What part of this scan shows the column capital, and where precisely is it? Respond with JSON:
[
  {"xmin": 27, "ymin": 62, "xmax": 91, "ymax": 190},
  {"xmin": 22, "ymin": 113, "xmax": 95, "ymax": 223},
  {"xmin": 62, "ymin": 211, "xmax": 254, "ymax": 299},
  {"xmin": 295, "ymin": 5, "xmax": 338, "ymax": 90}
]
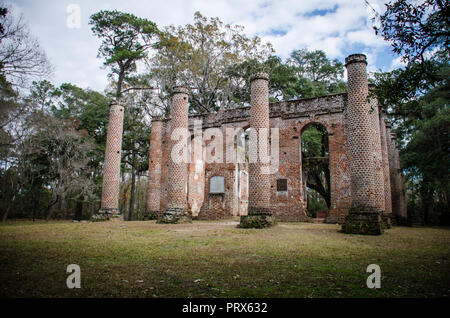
[
  {"xmin": 250, "ymin": 72, "xmax": 269, "ymax": 82},
  {"xmin": 345, "ymin": 53, "xmax": 367, "ymax": 67},
  {"xmin": 172, "ymin": 86, "xmax": 189, "ymax": 95}
]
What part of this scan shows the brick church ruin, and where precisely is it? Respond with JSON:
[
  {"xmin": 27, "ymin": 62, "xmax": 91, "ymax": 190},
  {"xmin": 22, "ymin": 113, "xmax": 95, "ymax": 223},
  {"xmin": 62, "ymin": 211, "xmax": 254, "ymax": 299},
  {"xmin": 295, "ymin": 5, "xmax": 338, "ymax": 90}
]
[{"xmin": 98, "ymin": 53, "xmax": 407, "ymax": 235}]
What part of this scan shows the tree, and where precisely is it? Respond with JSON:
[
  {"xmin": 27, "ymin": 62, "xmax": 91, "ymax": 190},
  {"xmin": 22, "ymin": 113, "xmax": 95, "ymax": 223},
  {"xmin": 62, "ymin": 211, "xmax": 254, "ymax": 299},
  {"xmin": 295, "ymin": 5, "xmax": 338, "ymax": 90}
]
[
  {"xmin": 373, "ymin": 0, "xmax": 449, "ymax": 224},
  {"xmin": 0, "ymin": 6, "xmax": 51, "ymax": 87},
  {"xmin": 148, "ymin": 11, "xmax": 273, "ymax": 113},
  {"xmin": 376, "ymin": 0, "xmax": 449, "ymax": 66},
  {"xmin": 226, "ymin": 55, "xmax": 301, "ymax": 103},
  {"xmin": 227, "ymin": 49, "xmax": 346, "ymax": 105},
  {"xmin": 24, "ymin": 112, "xmax": 96, "ymax": 220},
  {"xmin": 301, "ymin": 124, "xmax": 331, "ymax": 210},
  {"xmin": 0, "ymin": 6, "xmax": 51, "ymax": 158},
  {"xmin": 288, "ymin": 49, "xmax": 346, "ymax": 97},
  {"xmin": 89, "ymin": 10, "xmax": 159, "ymax": 98},
  {"xmin": 49, "ymin": 82, "xmax": 111, "ymax": 218},
  {"xmin": 119, "ymin": 90, "xmax": 151, "ymax": 220},
  {"xmin": 29, "ymin": 80, "xmax": 59, "ymax": 112}
]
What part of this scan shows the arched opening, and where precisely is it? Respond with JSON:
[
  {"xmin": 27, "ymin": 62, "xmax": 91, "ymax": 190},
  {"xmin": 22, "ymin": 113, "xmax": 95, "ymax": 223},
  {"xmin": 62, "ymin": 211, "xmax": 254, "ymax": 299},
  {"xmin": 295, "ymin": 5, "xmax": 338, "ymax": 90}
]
[{"xmin": 301, "ymin": 123, "xmax": 330, "ymax": 219}]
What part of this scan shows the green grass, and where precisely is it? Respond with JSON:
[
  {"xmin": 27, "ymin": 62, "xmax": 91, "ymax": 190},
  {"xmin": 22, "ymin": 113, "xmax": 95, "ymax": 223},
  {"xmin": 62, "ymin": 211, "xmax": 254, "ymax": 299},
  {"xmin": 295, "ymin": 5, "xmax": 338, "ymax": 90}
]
[{"xmin": 0, "ymin": 219, "xmax": 449, "ymax": 298}]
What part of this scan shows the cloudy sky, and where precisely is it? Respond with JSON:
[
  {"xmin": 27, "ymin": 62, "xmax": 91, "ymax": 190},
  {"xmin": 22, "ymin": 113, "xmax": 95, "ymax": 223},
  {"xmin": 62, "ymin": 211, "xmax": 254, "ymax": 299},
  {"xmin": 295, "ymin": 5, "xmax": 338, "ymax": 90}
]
[{"xmin": 9, "ymin": 0, "xmax": 402, "ymax": 92}]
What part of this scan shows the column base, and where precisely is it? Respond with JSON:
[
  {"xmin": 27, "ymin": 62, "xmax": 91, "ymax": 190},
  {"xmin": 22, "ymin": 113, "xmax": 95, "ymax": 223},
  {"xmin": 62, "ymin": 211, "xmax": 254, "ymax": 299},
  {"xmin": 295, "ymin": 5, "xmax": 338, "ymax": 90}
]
[
  {"xmin": 238, "ymin": 208, "xmax": 276, "ymax": 229},
  {"xmin": 341, "ymin": 207, "xmax": 383, "ymax": 235},
  {"xmin": 381, "ymin": 212, "xmax": 392, "ymax": 229},
  {"xmin": 144, "ymin": 211, "xmax": 160, "ymax": 221},
  {"xmin": 93, "ymin": 208, "xmax": 121, "ymax": 222},
  {"xmin": 157, "ymin": 208, "xmax": 192, "ymax": 224}
]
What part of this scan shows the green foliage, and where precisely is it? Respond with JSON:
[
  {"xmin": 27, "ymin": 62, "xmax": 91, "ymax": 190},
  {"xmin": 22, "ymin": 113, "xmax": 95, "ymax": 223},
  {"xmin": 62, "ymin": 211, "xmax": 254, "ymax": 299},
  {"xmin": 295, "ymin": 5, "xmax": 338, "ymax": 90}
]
[
  {"xmin": 301, "ymin": 124, "xmax": 331, "ymax": 210},
  {"xmin": 228, "ymin": 49, "xmax": 346, "ymax": 105},
  {"xmin": 149, "ymin": 11, "xmax": 273, "ymax": 113},
  {"xmin": 89, "ymin": 10, "xmax": 159, "ymax": 97},
  {"xmin": 306, "ymin": 189, "xmax": 328, "ymax": 218},
  {"xmin": 51, "ymin": 83, "xmax": 110, "ymax": 168},
  {"xmin": 289, "ymin": 49, "xmax": 346, "ymax": 96},
  {"xmin": 373, "ymin": 0, "xmax": 449, "ymax": 224},
  {"xmin": 376, "ymin": 0, "xmax": 449, "ymax": 65}
]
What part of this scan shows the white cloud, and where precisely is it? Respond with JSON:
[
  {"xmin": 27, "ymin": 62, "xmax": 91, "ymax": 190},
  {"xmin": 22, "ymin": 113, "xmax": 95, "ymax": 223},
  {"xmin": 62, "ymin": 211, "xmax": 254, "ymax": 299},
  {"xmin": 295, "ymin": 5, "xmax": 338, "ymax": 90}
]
[{"xmin": 8, "ymin": 0, "xmax": 396, "ymax": 92}]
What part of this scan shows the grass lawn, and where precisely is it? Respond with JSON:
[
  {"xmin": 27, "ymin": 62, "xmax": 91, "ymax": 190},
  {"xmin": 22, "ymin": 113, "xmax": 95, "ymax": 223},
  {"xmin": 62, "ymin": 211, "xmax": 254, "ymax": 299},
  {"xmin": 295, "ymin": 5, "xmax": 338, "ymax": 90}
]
[{"xmin": 0, "ymin": 219, "xmax": 449, "ymax": 298}]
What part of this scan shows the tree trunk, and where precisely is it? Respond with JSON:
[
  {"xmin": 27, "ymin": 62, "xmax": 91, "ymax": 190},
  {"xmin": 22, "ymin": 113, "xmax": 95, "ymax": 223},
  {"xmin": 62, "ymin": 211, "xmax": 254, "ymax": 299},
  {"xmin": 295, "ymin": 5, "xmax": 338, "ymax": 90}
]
[
  {"xmin": 74, "ymin": 197, "xmax": 83, "ymax": 221},
  {"xmin": 116, "ymin": 68, "xmax": 125, "ymax": 98},
  {"xmin": 2, "ymin": 195, "xmax": 15, "ymax": 222},
  {"xmin": 46, "ymin": 194, "xmax": 59, "ymax": 221},
  {"xmin": 90, "ymin": 202, "xmax": 95, "ymax": 220},
  {"xmin": 128, "ymin": 164, "xmax": 136, "ymax": 221},
  {"xmin": 136, "ymin": 174, "xmax": 141, "ymax": 217},
  {"xmin": 421, "ymin": 187, "xmax": 432, "ymax": 225}
]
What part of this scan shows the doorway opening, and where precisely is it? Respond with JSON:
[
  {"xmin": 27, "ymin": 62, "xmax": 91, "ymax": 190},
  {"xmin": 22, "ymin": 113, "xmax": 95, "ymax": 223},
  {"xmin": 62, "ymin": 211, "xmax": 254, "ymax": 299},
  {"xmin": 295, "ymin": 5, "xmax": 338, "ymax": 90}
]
[{"xmin": 301, "ymin": 123, "xmax": 330, "ymax": 220}]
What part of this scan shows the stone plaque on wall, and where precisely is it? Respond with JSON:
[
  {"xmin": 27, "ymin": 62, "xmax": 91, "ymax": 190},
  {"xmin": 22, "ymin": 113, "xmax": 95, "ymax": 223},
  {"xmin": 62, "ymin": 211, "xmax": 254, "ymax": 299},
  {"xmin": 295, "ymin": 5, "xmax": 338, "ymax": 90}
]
[{"xmin": 210, "ymin": 176, "xmax": 225, "ymax": 194}]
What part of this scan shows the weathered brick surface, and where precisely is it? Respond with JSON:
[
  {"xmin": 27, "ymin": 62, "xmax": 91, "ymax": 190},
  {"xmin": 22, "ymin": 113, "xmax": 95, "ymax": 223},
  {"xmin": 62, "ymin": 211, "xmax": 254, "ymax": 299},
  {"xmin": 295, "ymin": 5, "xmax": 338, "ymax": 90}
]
[
  {"xmin": 387, "ymin": 126, "xmax": 407, "ymax": 221},
  {"xmin": 341, "ymin": 54, "xmax": 385, "ymax": 234},
  {"xmin": 247, "ymin": 73, "xmax": 271, "ymax": 216},
  {"xmin": 369, "ymin": 96, "xmax": 386, "ymax": 213},
  {"xmin": 269, "ymin": 117, "xmax": 307, "ymax": 222},
  {"xmin": 158, "ymin": 87, "xmax": 191, "ymax": 223},
  {"xmin": 146, "ymin": 119, "xmax": 163, "ymax": 217},
  {"xmin": 187, "ymin": 134, "xmax": 205, "ymax": 217},
  {"xmin": 159, "ymin": 120, "xmax": 170, "ymax": 213},
  {"xmin": 143, "ymin": 55, "xmax": 406, "ymax": 225},
  {"xmin": 344, "ymin": 54, "xmax": 380, "ymax": 211},
  {"xmin": 100, "ymin": 101, "xmax": 124, "ymax": 215},
  {"xmin": 379, "ymin": 111, "xmax": 392, "ymax": 214},
  {"xmin": 197, "ymin": 163, "xmax": 236, "ymax": 220},
  {"xmin": 197, "ymin": 124, "xmax": 242, "ymax": 220}
]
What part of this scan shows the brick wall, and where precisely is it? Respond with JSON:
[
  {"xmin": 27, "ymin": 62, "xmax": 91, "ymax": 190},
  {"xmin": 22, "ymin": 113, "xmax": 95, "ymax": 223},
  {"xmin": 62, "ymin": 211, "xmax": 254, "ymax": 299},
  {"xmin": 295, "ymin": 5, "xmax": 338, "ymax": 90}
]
[
  {"xmin": 164, "ymin": 87, "xmax": 189, "ymax": 215},
  {"xmin": 379, "ymin": 111, "xmax": 392, "ymax": 214},
  {"xmin": 147, "ymin": 58, "xmax": 406, "ymax": 223}
]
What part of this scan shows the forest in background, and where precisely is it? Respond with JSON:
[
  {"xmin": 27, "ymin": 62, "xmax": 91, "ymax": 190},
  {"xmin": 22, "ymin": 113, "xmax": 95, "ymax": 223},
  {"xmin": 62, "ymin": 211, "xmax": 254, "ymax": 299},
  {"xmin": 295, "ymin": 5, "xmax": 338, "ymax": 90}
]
[{"xmin": 0, "ymin": 0, "xmax": 448, "ymax": 225}]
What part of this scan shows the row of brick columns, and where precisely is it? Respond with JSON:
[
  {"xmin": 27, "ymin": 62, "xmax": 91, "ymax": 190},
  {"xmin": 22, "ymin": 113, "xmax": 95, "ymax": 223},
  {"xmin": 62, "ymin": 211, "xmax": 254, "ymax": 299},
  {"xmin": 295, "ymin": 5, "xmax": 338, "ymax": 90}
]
[
  {"xmin": 144, "ymin": 76, "xmax": 275, "ymax": 226},
  {"xmin": 99, "ymin": 54, "xmax": 400, "ymax": 232},
  {"xmin": 387, "ymin": 124, "xmax": 408, "ymax": 224}
]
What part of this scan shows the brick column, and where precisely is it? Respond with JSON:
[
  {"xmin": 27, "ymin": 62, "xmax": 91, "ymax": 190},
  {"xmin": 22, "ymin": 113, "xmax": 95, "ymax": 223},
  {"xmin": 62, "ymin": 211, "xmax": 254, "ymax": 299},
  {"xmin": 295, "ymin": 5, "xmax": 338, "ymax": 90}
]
[
  {"xmin": 145, "ymin": 118, "xmax": 163, "ymax": 220},
  {"xmin": 239, "ymin": 72, "xmax": 275, "ymax": 228},
  {"xmin": 157, "ymin": 86, "xmax": 191, "ymax": 224},
  {"xmin": 393, "ymin": 139, "xmax": 407, "ymax": 221},
  {"xmin": 379, "ymin": 111, "xmax": 393, "ymax": 217},
  {"xmin": 99, "ymin": 101, "xmax": 124, "ymax": 219},
  {"xmin": 341, "ymin": 54, "xmax": 383, "ymax": 235},
  {"xmin": 368, "ymin": 91, "xmax": 389, "ymax": 228}
]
